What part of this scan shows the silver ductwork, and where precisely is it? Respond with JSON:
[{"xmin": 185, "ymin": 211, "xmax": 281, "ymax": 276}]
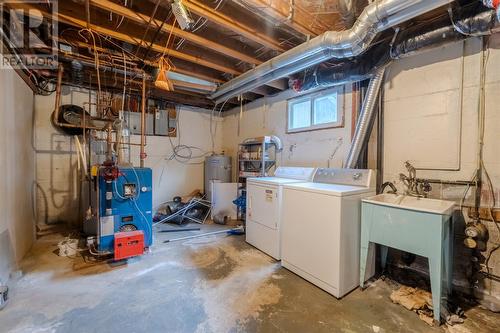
[
  {"xmin": 211, "ymin": 0, "xmax": 454, "ymax": 103},
  {"xmin": 296, "ymin": 9, "xmax": 496, "ymax": 92},
  {"xmin": 345, "ymin": 67, "xmax": 386, "ymax": 169},
  {"xmin": 271, "ymin": 135, "xmax": 283, "ymax": 152}
]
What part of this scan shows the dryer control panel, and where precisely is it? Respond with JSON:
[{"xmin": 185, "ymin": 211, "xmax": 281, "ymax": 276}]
[
  {"xmin": 274, "ymin": 167, "xmax": 317, "ymax": 181},
  {"xmin": 313, "ymin": 168, "xmax": 376, "ymax": 188}
]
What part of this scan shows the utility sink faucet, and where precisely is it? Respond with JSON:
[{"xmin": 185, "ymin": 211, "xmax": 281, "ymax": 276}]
[{"xmin": 399, "ymin": 161, "xmax": 432, "ymax": 198}]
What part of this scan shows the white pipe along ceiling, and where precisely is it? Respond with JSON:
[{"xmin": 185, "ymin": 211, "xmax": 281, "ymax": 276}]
[{"xmin": 210, "ymin": 0, "xmax": 455, "ymax": 103}]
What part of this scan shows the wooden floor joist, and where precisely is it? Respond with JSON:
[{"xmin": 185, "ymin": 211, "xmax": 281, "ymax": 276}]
[
  {"xmin": 90, "ymin": 0, "xmax": 262, "ymax": 66},
  {"xmin": 183, "ymin": 0, "xmax": 287, "ymax": 52},
  {"xmin": 13, "ymin": 2, "xmax": 243, "ymax": 76},
  {"xmin": 238, "ymin": 0, "xmax": 333, "ymax": 36},
  {"xmin": 60, "ymin": 14, "xmax": 242, "ymax": 75},
  {"xmin": 62, "ymin": 39, "xmax": 226, "ymax": 84}
]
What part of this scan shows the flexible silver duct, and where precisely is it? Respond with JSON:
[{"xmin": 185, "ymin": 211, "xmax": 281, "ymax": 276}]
[
  {"xmin": 344, "ymin": 66, "xmax": 386, "ymax": 168},
  {"xmin": 296, "ymin": 10, "xmax": 496, "ymax": 92},
  {"xmin": 271, "ymin": 135, "xmax": 283, "ymax": 152},
  {"xmin": 211, "ymin": 0, "xmax": 454, "ymax": 103}
]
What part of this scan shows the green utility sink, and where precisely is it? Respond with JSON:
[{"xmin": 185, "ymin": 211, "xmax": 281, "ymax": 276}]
[
  {"xmin": 360, "ymin": 193, "xmax": 456, "ymax": 324},
  {"xmin": 362, "ymin": 193, "xmax": 456, "ymax": 215}
]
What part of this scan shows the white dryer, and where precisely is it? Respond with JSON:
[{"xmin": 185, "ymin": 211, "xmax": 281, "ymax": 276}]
[
  {"xmin": 281, "ymin": 168, "xmax": 376, "ymax": 298},
  {"xmin": 246, "ymin": 167, "xmax": 317, "ymax": 260}
]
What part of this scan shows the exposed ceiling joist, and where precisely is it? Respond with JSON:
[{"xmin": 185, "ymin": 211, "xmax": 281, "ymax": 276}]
[
  {"xmin": 61, "ymin": 16, "xmax": 241, "ymax": 75},
  {"xmin": 182, "ymin": 0, "xmax": 286, "ymax": 52},
  {"xmin": 14, "ymin": 2, "xmax": 243, "ymax": 76},
  {"xmin": 90, "ymin": 0, "xmax": 262, "ymax": 65},
  {"xmin": 57, "ymin": 50, "xmax": 217, "ymax": 95},
  {"xmin": 236, "ymin": 0, "xmax": 333, "ymax": 36},
  {"xmin": 60, "ymin": 38, "xmax": 225, "ymax": 84}
]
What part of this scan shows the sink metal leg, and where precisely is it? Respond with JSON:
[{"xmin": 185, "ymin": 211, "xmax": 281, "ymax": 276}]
[
  {"xmin": 360, "ymin": 241, "xmax": 370, "ymax": 288},
  {"xmin": 444, "ymin": 217, "xmax": 454, "ymax": 296},
  {"xmin": 429, "ymin": 255, "xmax": 443, "ymax": 323},
  {"xmin": 380, "ymin": 245, "xmax": 389, "ymax": 270}
]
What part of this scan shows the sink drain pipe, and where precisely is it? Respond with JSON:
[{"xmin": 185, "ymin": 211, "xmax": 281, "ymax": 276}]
[{"xmin": 344, "ymin": 66, "xmax": 386, "ymax": 169}]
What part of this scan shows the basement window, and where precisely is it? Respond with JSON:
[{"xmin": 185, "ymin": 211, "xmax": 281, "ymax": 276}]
[{"xmin": 287, "ymin": 87, "xmax": 343, "ymax": 133}]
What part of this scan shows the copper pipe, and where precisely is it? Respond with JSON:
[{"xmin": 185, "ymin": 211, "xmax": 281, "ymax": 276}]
[
  {"xmin": 92, "ymin": 138, "xmax": 145, "ymax": 147},
  {"xmin": 53, "ymin": 64, "xmax": 64, "ymax": 123},
  {"xmin": 85, "ymin": 0, "xmax": 91, "ymax": 29},
  {"xmin": 140, "ymin": 75, "xmax": 147, "ymax": 167},
  {"xmin": 106, "ymin": 123, "xmax": 113, "ymax": 161},
  {"xmin": 52, "ymin": 64, "xmax": 107, "ymax": 131}
]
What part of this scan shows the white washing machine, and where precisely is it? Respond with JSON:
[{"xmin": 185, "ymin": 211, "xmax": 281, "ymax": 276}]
[
  {"xmin": 281, "ymin": 168, "xmax": 376, "ymax": 298},
  {"xmin": 246, "ymin": 167, "xmax": 317, "ymax": 260}
]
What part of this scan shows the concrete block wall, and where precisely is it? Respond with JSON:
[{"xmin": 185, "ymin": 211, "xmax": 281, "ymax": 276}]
[
  {"xmin": 0, "ymin": 68, "xmax": 35, "ymax": 283},
  {"xmin": 221, "ymin": 86, "xmax": 354, "ymax": 176},
  {"xmin": 34, "ymin": 88, "xmax": 90, "ymax": 228},
  {"xmin": 221, "ymin": 34, "xmax": 500, "ymax": 306},
  {"xmin": 128, "ymin": 106, "xmax": 224, "ymax": 209},
  {"xmin": 34, "ymin": 89, "xmax": 224, "ymax": 226},
  {"xmin": 380, "ymin": 35, "xmax": 500, "ymax": 308}
]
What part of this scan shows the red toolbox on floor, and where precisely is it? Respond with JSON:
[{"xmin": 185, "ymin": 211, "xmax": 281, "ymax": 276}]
[{"xmin": 114, "ymin": 230, "xmax": 145, "ymax": 260}]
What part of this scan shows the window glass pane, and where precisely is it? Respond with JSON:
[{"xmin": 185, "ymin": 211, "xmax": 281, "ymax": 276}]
[
  {"xmin": 290, "ymin": 100, "xmax": 311, "ymax": 129},
  {"xmin": 313, "ymin": 93, "xmax": 338, "ymax": 125}
]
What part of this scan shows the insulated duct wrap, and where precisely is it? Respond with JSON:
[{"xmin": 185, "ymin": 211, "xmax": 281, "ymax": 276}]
[
  {"xmin": 345, "ymin": 67, "xmax": 386, "ymax": 169},
  {"xmin": 295, "ymin": 9, "xmax": 496, "ymax": 92},
  {"xmin": 211, "ymin": 0, "xmax": 454, "ymax": 103}
]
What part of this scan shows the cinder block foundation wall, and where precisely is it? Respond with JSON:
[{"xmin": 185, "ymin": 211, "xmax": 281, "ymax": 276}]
[
  {"xmin": 0, "ymin": 68, "xmax": 35, "ymax": 284},
  {"xmin": 221, "ymin": 35, "xmax": 500, "ymax": 307},
  {"xmin": 34, "ymin": 88, "xmax": 223, "ymax": 227},
  {"xmin": 379, "ymin": 36, "xmax": 500, "ymax": 308},
  {"xmin": 221, "ymin": 86, "xmax": 355, "ymax": 174}
]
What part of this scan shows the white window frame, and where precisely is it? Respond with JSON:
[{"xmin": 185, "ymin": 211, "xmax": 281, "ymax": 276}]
[{"xmin": 287, "ymin": 87, "xmax": 344, "ymax": 133}]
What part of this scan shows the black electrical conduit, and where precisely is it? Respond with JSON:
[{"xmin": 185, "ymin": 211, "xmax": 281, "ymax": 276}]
[{"xmin": 293, "ymin": 9, "xmax": 496, "ymax": 92}]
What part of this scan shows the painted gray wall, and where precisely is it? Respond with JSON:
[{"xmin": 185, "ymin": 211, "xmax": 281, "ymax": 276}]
[{"xmin": 0, "ymin": 68, "xmax": 35, "ymax": 283}]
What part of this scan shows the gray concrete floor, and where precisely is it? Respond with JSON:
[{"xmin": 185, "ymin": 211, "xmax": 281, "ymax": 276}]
[{"xmin": 1, "ymin": 223, "xmax": 498, "ymax": 333}]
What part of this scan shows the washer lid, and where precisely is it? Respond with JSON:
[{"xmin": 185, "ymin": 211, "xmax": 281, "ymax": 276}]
[
  {"xmin": 247, "ymin": 177, "xmax": 308, "ymax": 186},
  {"xmin": 283, "ymin": 182, "xmax": 373, "ymax": 196}
]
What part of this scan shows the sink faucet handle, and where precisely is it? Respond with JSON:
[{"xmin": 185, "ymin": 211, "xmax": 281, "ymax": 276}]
[
  {"xmin": 404, "ymin": 161, "xmax": 417, "ymax": 179},
  {"xmin": 421, "ymin": 181, "xmax": 432, "ymax": 194}
]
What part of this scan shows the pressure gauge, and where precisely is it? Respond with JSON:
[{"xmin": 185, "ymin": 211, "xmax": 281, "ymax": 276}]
[
  {"xmin": 465, "ymin": 225, "xmax": 479, "ymax": 238},
  {"xmin": 123, "ymin": 183, "xmax": 137, "ymax": 198}
]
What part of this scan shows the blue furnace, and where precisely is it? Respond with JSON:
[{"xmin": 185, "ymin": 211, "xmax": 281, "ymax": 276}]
[{"xmin": 97, "ymin": 167, "xmax": 153, "ymax": 252}]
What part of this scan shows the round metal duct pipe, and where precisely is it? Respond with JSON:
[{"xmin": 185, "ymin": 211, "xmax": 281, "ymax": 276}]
[
  {"xmin": 344, "ymin": 67, "xmax": 386, "ymax": 169},
  {"xmin": 211, "ymin": 0, "xmax": 454, "ymax": 103}
]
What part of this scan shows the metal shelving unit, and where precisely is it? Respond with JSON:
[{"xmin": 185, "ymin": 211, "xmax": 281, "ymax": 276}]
[{"xmin": 237, "ymin": 136, "xmax": 278, "ymax": 221}]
